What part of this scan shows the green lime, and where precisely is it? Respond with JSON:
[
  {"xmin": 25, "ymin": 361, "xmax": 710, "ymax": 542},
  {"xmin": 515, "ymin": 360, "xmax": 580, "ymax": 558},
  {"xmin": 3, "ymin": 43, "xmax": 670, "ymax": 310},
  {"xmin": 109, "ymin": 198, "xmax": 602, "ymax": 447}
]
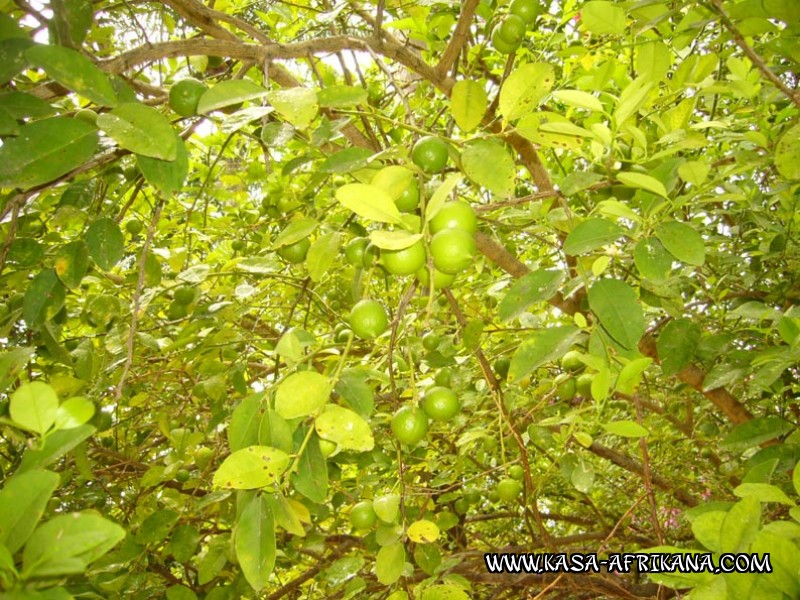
[
  {"xmin": 381, "ymin": 240, "xmax": 426, "ymax": 276},
  {"xmin": 422, "ymin": 386, "xmax": 460, "ymax": 421},
  {"xmin": 429, "ymin": 201, "xmax": 478, "ymax": 234},
  {"xmin": 391, "ymin": 405, "xmax": 429, "ymax": 445},
  {"xmin": 169, "ymin": 78, "xmax": 208, "ymax": 117},
  {"xmin": 431, "ymin": 228, "xmax": 476, "ymax": 274},
  {"xmin": 411, "ymin": 136, "xmax": 449, "ymax": 174},
  {"xmin": 349, "ymin": 299, "xmax": 389, "ymax": 339},
  {"xmin": 277, "ymin": 238, "xmax": 310, "ymax": 264}
]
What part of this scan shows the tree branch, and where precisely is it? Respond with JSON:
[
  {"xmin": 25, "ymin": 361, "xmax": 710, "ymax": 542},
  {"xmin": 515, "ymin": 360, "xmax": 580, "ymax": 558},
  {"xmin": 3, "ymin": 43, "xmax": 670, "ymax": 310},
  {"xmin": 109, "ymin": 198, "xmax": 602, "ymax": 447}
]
[{"xmin": 436, "ymin": 0, "xmax": 480, "ymax": 77}]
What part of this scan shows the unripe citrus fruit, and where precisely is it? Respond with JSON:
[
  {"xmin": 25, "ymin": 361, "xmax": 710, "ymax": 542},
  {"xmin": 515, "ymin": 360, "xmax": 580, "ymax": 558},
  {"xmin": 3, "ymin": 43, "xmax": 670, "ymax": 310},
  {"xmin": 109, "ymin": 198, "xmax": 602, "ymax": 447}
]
[
  {"xmin": 176, "ymin": 468, "xmax": 190, "ymax": 483},
  {"xmin": 372, "ymin": 166, "xmax": 420, "ymax": 212},
  {"xmin": 497, "ymin": 14, "xmax": 526, "ymax": 45},
  {"xmin": 434, "ymin": 368, "xmax": 453, "ymax": 388},
  {"xmin": 231, "ymin": 240, "xmax": 246, "ymax": 252},
  {"xmin": 125, "ymin": 219, "xmax": 143, "ymax": 235},
  {"xmin": 349, "ymin": 299, "xmax": 388, "ymax": 339},
  {"xmin": 560, "ymin": 350, "xmax": 584, "ymax": 372},
  {"xmin": 491, "ymin": 26, "xmax": 521, "ymax": 54},
  {"xmin": 510, "ymin": 0, "xmax": 540, "ymax": 24},
  {"xmin": 576, "ymin": 373, "xmax": 594, "ymax": 398},
  {"xmin": 345, "ymin": 237, "xmax": 369, "ymax": 266},
  {"xmin": 555, "ymin": 377, "xmax": 577, "ymax": 401},
  {"xmin": 277, "ymin": 238, "xmax": 310, "ymax": 264},
  {"xmin": 411, "ymin": 136, "xmax": 449, "ymax": 174},
  {"xmin": 422, "ymin": 386, "xmax": 460, "ymax": 421},
  {"xmin": 494, "ymin": 357, "xmax": 511, "ymax": 380},
  {"xmin": 75, "ymin": 108, "xmax": 98, "ymax": 124},
  {"xmin": 391, "ymin": 405, "xmax": 428, "ymax": 445},
  {"xmin": 429, "ymin": 201, "xmax": 477, "ymax": 235},
  {"xmin": 508, "ymin": 464, "xmax": 524, "ymax": 481},
  {"xmin": 169, "ymin": 78, "xmax": 208, "ymax": 117},
  {"xmin": 416, "ymin": 266, "xmax": 455, "ymax": 289},
  {"xmin": 350, "ymin": 500, "xmax": 377, "ymax": 530},
  {"xmin": 430, "ymin": 228, "xmax": 476, "ymax": 274},
  {"xmin": 381, "ymin": 240, "xmax": 426, "ymax": 276},
  {"xmin": 173, "ymin": 286, "xmax": 195, "ymax": 305},
  {"xmin": 496, "ymin": 477, "xmax": 523, "ymax": 502},
  {"xmin": 422, "ymin": 332, "xmax": 440, "ymax": 351}
]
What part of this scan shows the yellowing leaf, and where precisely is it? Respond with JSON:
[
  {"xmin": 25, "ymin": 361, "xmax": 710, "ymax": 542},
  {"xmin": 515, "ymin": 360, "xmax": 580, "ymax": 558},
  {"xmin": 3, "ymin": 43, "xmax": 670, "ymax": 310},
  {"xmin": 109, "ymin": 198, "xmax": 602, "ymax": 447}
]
[
  {"xmin": 212, "ymin": 446, "xmax": 290, "ymax": 489},
  {"xmin": 407, "ymin": 519, "xmax": 439, "ymax": 543},
  {"xmin": 336, "ymin": 184, "xmax": 403, "ymax": 224},
  {"xmin": 450, "ymin": 80, "xmax": 487, "ymax": 132},
  {"xmin": 499, "ymin": 63, "xmax": 555, "ymax": 122},
  {"xmin": 274, "ymin": 372, "xmax": 331, "ymax": 419}
]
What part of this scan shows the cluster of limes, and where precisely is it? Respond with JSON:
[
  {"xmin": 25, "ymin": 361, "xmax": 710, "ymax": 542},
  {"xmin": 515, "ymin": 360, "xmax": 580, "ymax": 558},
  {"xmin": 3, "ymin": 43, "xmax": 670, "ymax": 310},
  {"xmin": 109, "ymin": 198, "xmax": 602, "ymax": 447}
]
[
  {"xmin": 555, "ymin": 349, "xmax": 594, "ymax": 401},
  {"xmin": 491, "ymin": 0, "xmax": 540, "ymax": 54},
  {"xmin": 168, "ymin": 285, "xmax": 196, "ymax": 320},
  {"xmin": 390, "ymin": 384, "xmax": 461, "ymax": 446}
]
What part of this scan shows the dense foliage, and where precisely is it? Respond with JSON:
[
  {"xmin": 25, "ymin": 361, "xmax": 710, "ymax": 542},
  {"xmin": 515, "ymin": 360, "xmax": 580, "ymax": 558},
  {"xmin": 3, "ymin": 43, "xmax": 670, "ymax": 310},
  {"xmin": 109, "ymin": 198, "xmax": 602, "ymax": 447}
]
[{"xmin": 0, "ymin": 0, "xmax": 799, "ymax": 598}]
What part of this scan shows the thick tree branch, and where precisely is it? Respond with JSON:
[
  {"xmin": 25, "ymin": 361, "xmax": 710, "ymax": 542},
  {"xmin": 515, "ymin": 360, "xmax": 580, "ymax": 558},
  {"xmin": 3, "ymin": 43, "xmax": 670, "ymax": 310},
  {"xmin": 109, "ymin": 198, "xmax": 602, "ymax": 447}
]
[
  {"xmin": 587, "ymin": 442, "xmax": 698, "ymax": 507},
  {"xmin": 436, "ymin": 0, "xmax": 480, "ymax": 77}
]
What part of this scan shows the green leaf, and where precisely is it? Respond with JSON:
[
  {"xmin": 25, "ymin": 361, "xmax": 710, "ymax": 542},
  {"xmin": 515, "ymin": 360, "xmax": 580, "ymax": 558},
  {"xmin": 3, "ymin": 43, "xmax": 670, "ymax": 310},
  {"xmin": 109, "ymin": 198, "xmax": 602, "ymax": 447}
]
[
  {"xmin": 134, "ymin": 509, "xmax": 180, "ymax": 545},
  {"xmin": 373, "ymin": 494, "xmax": 400, "ymax": 523},
  {"xmin": 603, "ymin": 421, "xmax": 649, "ymax": 438},
  {"xmin": 720, "ymin": 496, "xmax": 760, "ymax": 553},
  {"xmin": 258, "ymin": 409, "xmax": 293, "ymax": 453},
  {"xmin": 0, "ymin": 348, "xmax": 35, "ymax": 395},
  {"xmin": 369, "ymin": 231, "xmax": 422, "ymax": 250},
  {"xmin": 220, "ymin": 106, "xmax": 274, "ymax": 134},
  {"xmin": 657, "ymin": 318, "xmax": 701, "ymax": 376},
  {"xmin": 10, "ymin": 381, "xmax": 59, "ymax": 435},
  {"xmin": 0, "ymin": 92, "xmax": 55, "ymax": 119},
  {"xmin": 678, "ymin": 160, "xmax": 710, "ymax": 186},
  {"xmin": 613, "ymin": 77, "xmax": 653, "ymax": 127},
  {"xmin": 571, "ymin": 460, "xmax": 595, "ymax": 493},
  {"xmin": 197, "ymin": 80, "xmax": 269, "ymax": 114},
  {"xmin": 508, "ymin": 326, "xmax": 582, "ymax": 382},
  {"xmin": 0, "ymin": 470, "xmax": 59, "ymax": 554},
  {"xmin": 266, "ymin": 87, "xmax": 318, "ymax": 129},
  {"xmin": 497, "ymin": 269, "xmax": 563, "ymax": 322},
  {"xmin": 616, "ymin": 172, "xmax": 667, "ymax": 197},
  {"xmin": 17, "ymin": 425, "xmax": 95, "ymax": 473},
  {"xmin": 54, "ymin": 241, "xmax": 89, "ymax": 289},
  {"xmin": 274, "ymin": 372, "xmax": 332, "ymax": 419},
  {"xmin": 25, "ymin": 45, "xmax": 117, "ymax": 107},
  {"xmin": 460, "ymin": 139, "xmax": 516, "ymax": 197},
  {"xmin": 775, "ymin": 123, "xmax": 800, "ymax": 179},
  {"xmin": 319, "ymin": 148, "xmax": 373, "ymax": 174},
  {"xmin": 559, "ymin": 171, "xmax": 604, "ymax": 196},
  {"xmin": 552, "ymin": 89, "xmax": 604, "ymax": 112},
  {"xmin": 306, "ymin": 232, "xmax": 340, "ymax": 282},
  {"xmin": 272, "ymin": 219, "xmax": 317, "ymax": 249},
  {"xmin": 564, "ymin": 218, "xmax": 625, "ymax": 255},
  {"xmin": 317, "ymin": 85, "xmax": 368, "ymax": 108},
  {"xmin": 22, "ymin": 512, "xmax": 125, "ymax": 577},
  {"xmin": 334, "ymin": 369, "xmax": 374, "ymax": 417},
  {"xmin": 794, "ymin": 463, "xmax": 800, "ymax": 498},
  {"xmin": 692, "ymin": 511, "xmax": 725, "ymax": 553},
  {"xmin": 235, "ymin": 494, "xmax": 276, "ymax": 591},
  {"xmin": 581, "ymin": 1, "xmax": 626, "ymax": 34},
  {"xmin": 721, "ymin": 417, "xmax": 795, "ymax": 452},
  {"xmin": 634, "ymin": 237, "xmax": 673, "ymax": 281},
  {"xmin": 450, "ymin": 79, "xmax": 487, "ymax": 132},
  {"xmin": 23, "ymin": 270, "xmax": 66, "ymax": 330},
  {"xmin": 97, "ymin": 103, "xmax": 177, "ymax": 160},
  {"xmin": 229, "ymin": 394, "xmax": 265, "ymax": 451},
  {"xmin": 168, "ymin": 525, "xmax": 200, "ymax": 563},
  {"xmin": 335, "ymin": 184, "xmax": 403, "ymax": 224},
  {"xmin": 0, "ymin": 38, "xmax": 34, "ymax": 86},
  {"xmin": 587, "ymin": 279, "xmax": 644, "ymax": 350},
  {"xmin": 0, "ymin": 107, "xmax": 18, "ymax": 135},
  {"xmin": 137, "ymin": 133, "xmax": 189, "ymax": 197},
  {"xmin": 314, "ymin": 405, "xmax": 374, "ymax": 452},
  {"xmin": 655, "ymin": 221, "xmax": 706, "ymax": 266},
  {"xmin": 499, "ymin": 63, "xmax": 555, "ymax": 122},
  {"xmin": 53, "ymin": 396, "xmax": 94, "ymax": 430},
  {"xmin": 166, "ymin": 586, "xmax": 198, "ymax": 600},
  {"xmin": 375, "ymin": 542, "xmax": 405, "ymax": 585},
  {"xmin": 291, "ymin": 434, "xmax": 328, "ymax": 503},
  {"xmin": 424, "ymin": 173, "xmax": 462, "ymax": 224},
  {"xmin": 86, "ymin": 218, "xmax": 124, "ymax": 271},
  {"xmin": 635, "ymin": 41, "xmax": 673, "ymax": 82},
  {"xmin": 615, "ymin": 357, "xmax": 653, "ymax": 394},
  {"xmin": 0, "ymin": 117, "xmax": 98, "ymax": 190},
  {"xmin": 212, "ymin": 446, "xmax": 290, "ymax": 490},
  {"xmin": 421, "ymin": 584, "xmax": 470, "ymax": 600},
  {"xmin": 751, "ymin": 530, "xmax": 800, "ymax": 598},
  {"xmin": 733, "ymin": 483, "xmax": 795, "ymax": 506}
]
